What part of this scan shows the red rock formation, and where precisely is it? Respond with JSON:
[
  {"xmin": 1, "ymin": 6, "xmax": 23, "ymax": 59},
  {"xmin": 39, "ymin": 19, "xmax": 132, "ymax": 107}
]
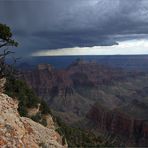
[
  {"xmin": 86, "ymin": 104, "xmax": 148, "ymax": 146},
  {"xmin": 21, "ymin": 61, "xmax": 144, "ymax": 98}
]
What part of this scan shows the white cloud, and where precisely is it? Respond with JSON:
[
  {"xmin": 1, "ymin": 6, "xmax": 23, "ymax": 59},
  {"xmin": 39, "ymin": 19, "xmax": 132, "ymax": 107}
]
[{"xmin": 31, "ymin": 39, "xmax": 148, "ymax": 56}]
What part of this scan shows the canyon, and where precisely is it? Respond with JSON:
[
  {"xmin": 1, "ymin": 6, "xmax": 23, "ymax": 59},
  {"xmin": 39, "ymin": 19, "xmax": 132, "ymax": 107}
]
[{"xmin": 21, "ymin": 60, "xmax": 148, "ymax": 146}]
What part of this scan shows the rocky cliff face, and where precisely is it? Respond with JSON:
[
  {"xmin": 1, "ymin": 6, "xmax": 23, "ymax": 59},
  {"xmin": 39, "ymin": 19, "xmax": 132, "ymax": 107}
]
[{"xmin": 0, "ymin": 90, "xmax": 66, "ymax": 147}]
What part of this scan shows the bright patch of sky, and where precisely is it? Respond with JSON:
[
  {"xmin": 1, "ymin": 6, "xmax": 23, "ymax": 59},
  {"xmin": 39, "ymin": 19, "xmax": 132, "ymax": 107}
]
[{"xmin": 32, "ymin": 39, "xmax": 148, "ymax": 56}]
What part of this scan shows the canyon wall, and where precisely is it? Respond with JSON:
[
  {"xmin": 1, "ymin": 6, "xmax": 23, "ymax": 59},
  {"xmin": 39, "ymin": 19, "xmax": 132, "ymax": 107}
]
[{"xmin": 86, "ymin": 104, "xmax": 148, "ymax": 147}]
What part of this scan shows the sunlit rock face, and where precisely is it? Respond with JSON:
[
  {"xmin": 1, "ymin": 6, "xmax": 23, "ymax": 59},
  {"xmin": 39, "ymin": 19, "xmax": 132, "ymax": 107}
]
[{"xmin": 0, "ymin": 91, "xmax": 66, "ymax": 148}]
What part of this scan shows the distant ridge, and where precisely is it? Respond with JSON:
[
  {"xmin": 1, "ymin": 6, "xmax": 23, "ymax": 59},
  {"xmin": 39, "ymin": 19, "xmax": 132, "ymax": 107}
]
[{"xmin": 15, "ymin": 55, "xmax": 148, "ymax": 71}]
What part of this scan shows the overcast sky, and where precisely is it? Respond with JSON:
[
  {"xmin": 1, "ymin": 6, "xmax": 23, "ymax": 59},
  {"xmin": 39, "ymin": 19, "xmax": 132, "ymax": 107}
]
[{"xmin": 0, "ymin": 0, "xmax": 148, "ymax": 56}]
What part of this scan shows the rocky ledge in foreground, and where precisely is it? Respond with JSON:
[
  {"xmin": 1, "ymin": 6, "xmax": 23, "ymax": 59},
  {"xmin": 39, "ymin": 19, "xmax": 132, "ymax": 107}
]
[{"xmin": 0, "ymin": 92, "xmax": 66, "ymax": 148}]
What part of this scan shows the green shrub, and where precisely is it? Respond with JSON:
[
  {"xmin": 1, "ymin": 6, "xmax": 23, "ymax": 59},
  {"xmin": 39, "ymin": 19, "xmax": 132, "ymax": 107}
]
[
  {"xmin": 5, "ymin": 76, "xmax": 40, "ymax": 116},
  {"xmin": 40, "ymin": 100, "xmax": 51, "ymax": 115},
  {"xmin": 18, "ymin": 102, "xmax": 28, "ymax": 116},
  {"xmin": 31, "ymin": 112, "xmax": 47, "ymax": 127},
  {"xmin": 31, "ymin": 112, "xmax": 42, "ymax": 122},
  {"xmin": 41, "ymin": 118, "xmax": 47, "ymax": 127}
]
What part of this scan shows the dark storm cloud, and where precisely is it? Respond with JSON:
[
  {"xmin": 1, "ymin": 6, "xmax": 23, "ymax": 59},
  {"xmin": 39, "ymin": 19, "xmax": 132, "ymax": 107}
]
[{"xmin": 0, "ymin": 0, "xmax": 148, "ymax": 56}]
